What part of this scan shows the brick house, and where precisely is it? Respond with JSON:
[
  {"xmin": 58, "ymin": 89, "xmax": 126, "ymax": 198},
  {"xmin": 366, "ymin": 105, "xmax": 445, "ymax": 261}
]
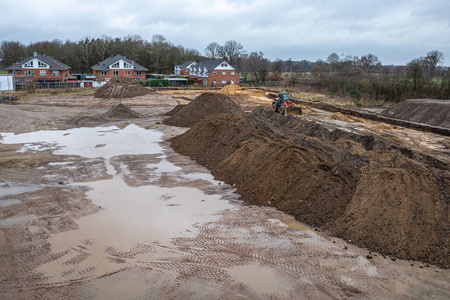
[
  {"xmin": 91, "ymin": 55, "xmax": 148, "ymax": 82},
  {"xmin": 6, "ymin": 51, "xmax": 70, "ymax": 82},
  {"xmin": 183, "ymin": 60, "xmax": 239, "ymax": 86},
  {"xmin": 174, "ymin": 60, "xmax": 197, "ymax": 76}
]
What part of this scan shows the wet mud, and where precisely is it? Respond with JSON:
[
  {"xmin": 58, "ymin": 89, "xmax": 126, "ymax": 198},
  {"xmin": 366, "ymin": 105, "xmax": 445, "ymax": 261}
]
[{"xmin": 0, "ymin": 92, "xmax": 449, "ymax": 299}]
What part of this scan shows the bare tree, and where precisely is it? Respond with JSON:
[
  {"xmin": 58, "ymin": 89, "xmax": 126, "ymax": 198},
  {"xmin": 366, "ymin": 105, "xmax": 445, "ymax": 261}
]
[
  {"xmin": 326, "ymin": 52, "xmax": 340, "ymax": 72},
  {"xmin": 358, "ymin": 53, "xmax": 381, "ymax": 75},
  {"xmin": 94, "ymin": 35, "xmax": 112, "ymax": 61},
  {"xmin": 285, "ymin": 58, "xmax": 293, "ymax": 72},
  {"xmin": 0, "ymin": 41, "xmax": 26, "ymax": 66},
  {"xmin": 78, "ymin": 37, "xmax": 94, "ymax": 72},
  {"xmin": 205, "ymin": 42, "xmax": 220, "ymax": 60},
  {"xmin": 425, "ymin": 50, "xmax": 444, "ymax": 77},
  {"xmin": 407, "ymin": 58, "xmax": 425, "ymax": 92},
  {"xmin": 272, "ymin": 59, "xmax": 284, "ymax": 73},
  {"xmin": 218, "ymin": 40, "xmax": 244, "ymax": 65},
  {"xmin": 244, "ymin": 51, "xmax": 269, "ymax": 82}
]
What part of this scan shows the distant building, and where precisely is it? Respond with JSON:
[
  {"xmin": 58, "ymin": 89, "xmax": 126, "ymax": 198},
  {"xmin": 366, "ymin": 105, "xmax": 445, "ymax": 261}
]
[
  {"xmin": 91, "ymin": 55, "xmax": 148, "ymax": 82},
  {"xmin": 174, "ymin": 60, "xmax": 197, "ymax": 76},
  {"xmin": 176, "ymin": 60, "xmax": 239, "ymax": 86},
  {"xmin": 6, "ymin": 52, "xmax": 70, "ymax": 83}
]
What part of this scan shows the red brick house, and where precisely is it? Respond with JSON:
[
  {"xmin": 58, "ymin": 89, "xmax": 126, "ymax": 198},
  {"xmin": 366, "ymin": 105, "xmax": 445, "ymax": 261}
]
[
  {"xmin": 182, "ymin": 60, "xmax": 239, "ymax": 86},
  {"xmin": 174, "ymin": 60, "xmax": 196, "ymax": 76},
  {"xmin": 91, "ymin": 55, "xmax": 148, "ymax": 82},
  {"xmin": 6, "ymin": 51, "xmax": 70, "ymax": 83}
]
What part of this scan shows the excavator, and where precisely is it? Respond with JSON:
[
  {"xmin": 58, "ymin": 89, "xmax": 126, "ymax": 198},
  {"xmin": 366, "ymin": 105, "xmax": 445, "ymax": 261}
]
[{"xmin": 270, "ymin": 92, "xmax": 302, "ymax": 115}]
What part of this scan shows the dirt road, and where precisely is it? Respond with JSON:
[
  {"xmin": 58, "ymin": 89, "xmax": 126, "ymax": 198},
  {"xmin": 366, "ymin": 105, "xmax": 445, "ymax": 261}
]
[{"xmin": 0, "ymin": 92, "xmax": 449, "ymax": 299}]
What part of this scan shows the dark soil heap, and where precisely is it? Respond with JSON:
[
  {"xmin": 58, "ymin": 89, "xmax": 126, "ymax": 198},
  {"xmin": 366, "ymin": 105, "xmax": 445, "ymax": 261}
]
[
  {"xmin": 102, "ymin": 103, "xmax": 141, "ymax": 119},
  {"xmin": 165, "ymin": 104, "xmax": 186, "ymax": 116},
  {"xmin": 163, "ymin": 92, "xmax": 243, "ymax": 127},
  {"xmin": 382, "ymin": 99, "xmax": 450, "ymax": 128},
  {"xmin": 94, "ymin": 77, "xmax": 151, "ymax": 99},
  {"xmin": 171, "ymin": 106, "xmax": 450, "ymax": 268}
]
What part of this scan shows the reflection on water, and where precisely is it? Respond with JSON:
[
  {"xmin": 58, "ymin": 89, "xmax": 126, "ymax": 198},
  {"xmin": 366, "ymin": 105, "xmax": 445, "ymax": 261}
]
[{"xmin": 2, "ymin": 124, "xmax": 235, "ymax": 282}]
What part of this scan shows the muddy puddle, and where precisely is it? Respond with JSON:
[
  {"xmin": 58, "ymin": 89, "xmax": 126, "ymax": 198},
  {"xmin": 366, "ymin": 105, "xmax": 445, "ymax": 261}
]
[{"xmin": 1, "ymin": 123, "xmax": 449, "ymax": 299}]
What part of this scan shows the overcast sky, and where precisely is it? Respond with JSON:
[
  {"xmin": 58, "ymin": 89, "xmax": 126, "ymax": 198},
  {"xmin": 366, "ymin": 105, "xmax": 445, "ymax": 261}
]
[{"xmin": 1, "ymin": 0, "xmax": 449, "ymax": 65}]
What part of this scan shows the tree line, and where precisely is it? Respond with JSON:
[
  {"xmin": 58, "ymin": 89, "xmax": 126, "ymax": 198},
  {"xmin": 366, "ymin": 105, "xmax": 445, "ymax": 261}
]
[
  {"xmin": 0, "ymin": 35, "xmax": 205, "ymax": 74},
  {"xmin": 1, "ymin": 36, "xmax": 448, "ymax": 101}
]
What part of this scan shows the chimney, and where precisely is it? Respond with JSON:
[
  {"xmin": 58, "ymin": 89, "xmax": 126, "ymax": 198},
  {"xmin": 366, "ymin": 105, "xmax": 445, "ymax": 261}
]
[{"xmin": 33, "ymin": 51, "xmax": 37, "ymax": 57}]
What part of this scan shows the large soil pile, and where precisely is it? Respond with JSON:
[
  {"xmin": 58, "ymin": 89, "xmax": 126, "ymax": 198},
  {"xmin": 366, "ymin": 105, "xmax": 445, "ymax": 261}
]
[
  {"xmin": 94, "ymin": 77, "xmax": 151, "ymax": 99},
  {"xmin": 102, "ymin": 103, "xmax": 142, "ymax": 119},
  {"xmin": 220, "ymin": 84, "xmax": 241, "ymax": 95},
  {"xmin": 163, "ymin": 92, "xmax": 243, "ymax": 127},
  {"xmin": 171, "ymin": 106, "xmax": 450, "ymax": 267},
  {"xmin": 381, "ymin": 99, "xmax": 450, "ymax": 128}
]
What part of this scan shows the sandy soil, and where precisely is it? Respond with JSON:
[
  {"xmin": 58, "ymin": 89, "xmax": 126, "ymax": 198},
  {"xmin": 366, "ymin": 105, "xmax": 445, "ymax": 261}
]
[{"xmin": 0, "ymin": 91, "xmax": 449, "ymax": 299}]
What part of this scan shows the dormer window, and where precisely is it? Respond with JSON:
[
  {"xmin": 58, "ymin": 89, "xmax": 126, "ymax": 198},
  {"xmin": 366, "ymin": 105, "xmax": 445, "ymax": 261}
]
[
  {"xmin": 111, "ymin": 62, "xmax": 120, "ymax": 68},
  {"xmin": 24, "ymin": 61, "xmax": 33, "ymax": 67},
  {"xmin": 124, "ymin": 62, "xmax": 132, "ymax": 68},
  {"xmin": 38, "ymin": 61, "xmax": 47, "ymax": 68},
  {"xmin": 221, "ymin": 63, "xmax": 227, "ymax": 67}
]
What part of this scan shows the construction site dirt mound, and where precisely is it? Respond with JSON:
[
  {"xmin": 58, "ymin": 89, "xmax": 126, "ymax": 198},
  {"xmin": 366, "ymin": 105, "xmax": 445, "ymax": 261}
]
[
  {"xmin": 220, "ymin": 84, "xmax": 241, "ymax": 95},
  {"xmin": 102, "ymin": 103, "xmax": 142, "ymax": 119},
  {"xmin": 163, "ymin": 92, "xmax": 243, "ymax": 127},
  {"xmin": 170, "ymin": 106, "xmax": 450, "ymax": 268},
  {"xmin": 382, "ymin": 99, "xmax": 450, "ymax": 128},
  {"xmin": 165, "ymin": 104, "xmax": 186, "ymax": 116},
  {"xmin": 94, "ymin": 77, "xmax": 151, "ymax": 99}
]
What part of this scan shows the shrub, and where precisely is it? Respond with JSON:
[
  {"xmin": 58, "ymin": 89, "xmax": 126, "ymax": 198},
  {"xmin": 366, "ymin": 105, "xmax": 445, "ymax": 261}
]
[
  {"xmin": 148, "ymin": 79, "xmax": 170, "ymax": 87},
  {"xmin": 349, "ymin": 89, "xmax": 361, "ymax": 100}
]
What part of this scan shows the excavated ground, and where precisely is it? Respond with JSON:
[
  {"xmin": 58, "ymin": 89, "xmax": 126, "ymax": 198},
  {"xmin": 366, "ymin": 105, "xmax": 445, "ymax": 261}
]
[
  {"xmin": 382, "ymin": 99, "xmax": 450, "ymax": 128},
  {"xmin": 170, "ymin": 100, "xmax": 449, "ymax": 268},
  {"xmin": 0, "ymin": 90, "xmax": 449, "ymax": 299}
]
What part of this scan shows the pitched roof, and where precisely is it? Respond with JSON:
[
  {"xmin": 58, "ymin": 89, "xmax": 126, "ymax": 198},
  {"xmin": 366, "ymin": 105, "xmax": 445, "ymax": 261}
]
[
  {"xmin": 6, "ymin": 52, "xmax": 71, "ymax": 71},
  {"xmin": 176, "ymin": 60, "xmax": 195, "ymax": 70},
  {"xmin": 91, "ymin": 55, "xmax": 149, "ymax": 71},
  {"xmin": 190, "ymin": 60, "xmax": 239, "ymax": 74}
]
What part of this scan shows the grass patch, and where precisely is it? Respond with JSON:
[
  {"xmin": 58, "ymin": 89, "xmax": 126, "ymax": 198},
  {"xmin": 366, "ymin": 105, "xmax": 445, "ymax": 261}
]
[{"xmin": 17, "ymin": 87, "xmax": 97, "ymax": 99}]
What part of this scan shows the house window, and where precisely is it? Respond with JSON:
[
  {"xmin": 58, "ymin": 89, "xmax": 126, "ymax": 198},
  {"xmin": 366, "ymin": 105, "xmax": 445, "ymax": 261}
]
[
  {"xmin": 113, "ymin": 71, "xmax": 119, "ymax": 77},
  {"xmin": 101, "ymin": 71, "xmax": 107, "ymax": 77},
  {"xmin": 40, "ymin": 70, "xmax": 46, "ymax": 77},
  {"xmin": 25, "ymin": 70, "xmax": 34, "ymax": 77},
  {"xmin": 221, "ymin": 63, "xmax": 227, "ymax": 67},
  {"xmin": 222, "ymin": 80, "xmax": 226, "ymax": 84},
  {"xmin": 53, "ymin": 71, "xmax": 59, "ymax": 77},
  {"xmin": 125, "ymin": 71, "xmax": 131, "ymax": 77},
  {"xmin": 136, "ymin": 71, "xmax": 142, "ymax": 77},
  {"xmin": 111, "ymin": 62, "xmax": 120, "ymax": 68},
  {"xmin": 222, "ymin": 71, "xmax": 226, "ymax": 75},
  {"xmin": 231, "ymin": 71, "xmax": 235, "ymax": 76},
  {"xmin": 213, "ymin": 71, "xmax": 217, "ymax": 75},
  {"xmin": 25, "ymin": 62, "xmax": 33, "ymax": 67},
  {"xmin": 213, "ymin": 80, "xmax": 216, "ymax": 86},
  {"xmin": 38, "ymin": 61, "xmax": 47, "ymax": 68},
  {"xmin": 123, "ymin": 62, "xmax": 132, "ymax": 68}
]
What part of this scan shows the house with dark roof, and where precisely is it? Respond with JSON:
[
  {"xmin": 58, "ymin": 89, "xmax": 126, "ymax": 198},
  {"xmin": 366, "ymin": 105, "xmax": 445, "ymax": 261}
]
[
  {"xmin": 179, "ymin": 60, "xmax": 239, "ymax": 86},
  {"xmin": 6, "ymin": 52, "xmax": 70, "ymax": 82},
  {"xmin": 174, "ymin": 60, "xmax": 197, "ymax": 76},
  {"xmin": 91, "ymin": 55, "xmax": 148, "ymax": 82}
]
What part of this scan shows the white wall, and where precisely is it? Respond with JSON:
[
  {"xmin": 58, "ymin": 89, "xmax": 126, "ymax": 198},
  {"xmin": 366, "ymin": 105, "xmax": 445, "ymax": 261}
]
[{"xmin": 0, "ymin": 75, "xmax": 14, "ymax": 91}]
